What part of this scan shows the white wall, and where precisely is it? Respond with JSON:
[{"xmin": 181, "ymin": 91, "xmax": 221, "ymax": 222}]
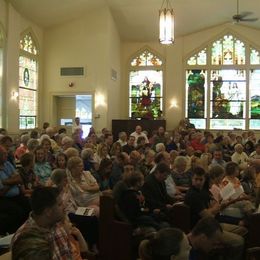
[
  {"xmin": 43, "ymin": 6, "xmax": 121, "ymax": 132},
  {"xmin": 106, "ymin": 10, "xmax": 121, "ymax": 128}
]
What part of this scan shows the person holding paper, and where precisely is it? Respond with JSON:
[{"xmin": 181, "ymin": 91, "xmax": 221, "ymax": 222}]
[
  {"xmin": 67, "ymin": 156, "xmax": 100, "ymax": 216},
  {"xmin": 220, "ymin": 162, "xmax": 255, "ymax": 219},
  {"xmin": 184, "ymin": 166, "xmax": 246, "ymax": 260},
  {"xmin": 209, "ymin": 165, "xmax": 247, "ymax": 224}
]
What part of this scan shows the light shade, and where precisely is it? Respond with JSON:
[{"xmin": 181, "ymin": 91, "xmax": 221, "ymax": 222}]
[{"xmin": 159, "ymin": 1, "xmax": 174, "ymax": 45}]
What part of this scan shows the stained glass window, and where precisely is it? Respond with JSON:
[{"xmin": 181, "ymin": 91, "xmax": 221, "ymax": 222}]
[
  {"xmin": 210, "ymin": 70, "xmax": 246, "ymax": 129},
  {"xmin": 185, "ymin": 70, "xmax": 207, "ymax": 129},
  {"xmin": 250, "ymin": 48, "xmax": 260, "ymax": 65},
  {"xmin": 129, "ymin": 49, "xmax": 163, "ymax": 119},
  {"xmin": 20, "ymin": 32, "xmax": 38, "ymax": 55},
  {"xmin": 0, "ymin": 33, "xmax": 3, "ymax": 127},
  {"xmin": 249, "ymin": 70, "xmax": 260, "ymax": 129},
  {"xmin": 186, "ymin": 33, "xmax": 260, "ymax": 130},
  {"xmin": 187, "ymin": 49, "xmax": 207, "ymax": 65},
  {"xmin": 211, "ymin": 35, "xmax": 245, "ymax": 65},
  {"xmin": 19, "ymin": 31, "xmax": 39, "ymax": 129},
  {"xmin": 129, "ymin": 70, "xmax": 163, "ymax": 119},
  {"xmin": 130, "ymin": 50, "xmax": 162, "ymax": 67}
]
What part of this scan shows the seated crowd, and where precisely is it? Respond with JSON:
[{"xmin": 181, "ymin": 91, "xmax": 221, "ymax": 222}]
[{"xmin": 0, "ymin": 119, "xmax": 260, "ymax": 259}]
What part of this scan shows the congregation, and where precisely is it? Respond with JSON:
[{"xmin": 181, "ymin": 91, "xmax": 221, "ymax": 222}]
[{"xmin": 1, "ymin": 118, "xmax": 260, "ymax": 259}]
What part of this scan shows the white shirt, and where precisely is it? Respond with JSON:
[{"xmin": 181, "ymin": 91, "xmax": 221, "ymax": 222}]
[{"xmin": 130, "ymin": 131, "xmax": 149, "ymax": 146}]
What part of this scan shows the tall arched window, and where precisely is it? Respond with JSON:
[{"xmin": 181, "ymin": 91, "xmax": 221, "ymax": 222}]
[
  {"xmin": 0, "ymin": 26, "xmax": 4, "ymax": 127},
  {"xmin": 185, "ymin": 33, "xmax": 260, "ymax": 130},
  {"xmin": 19, "ymin": 30, "xmax": 39, "ymax": 129},
  {"xmin": 129, "ymin": 48, "xmax": 164, "ymax": 119}
]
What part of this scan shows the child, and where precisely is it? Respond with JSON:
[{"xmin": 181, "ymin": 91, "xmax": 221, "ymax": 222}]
[
  {"xmin": 54, "ymin": 152, "xmax": 67, "ymax": 169},
  {"xmin": 18, "ymin": 152, "xmax": 39, "ymax": 197},
  {"xmin": 34, "ymin": 145, "xmax": 52, "ymax": 185}
]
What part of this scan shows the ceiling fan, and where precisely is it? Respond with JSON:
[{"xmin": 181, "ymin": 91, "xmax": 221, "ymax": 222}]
[{"xmin": 232, "ymin": 0, "xmax": 258, "ymax": 23}]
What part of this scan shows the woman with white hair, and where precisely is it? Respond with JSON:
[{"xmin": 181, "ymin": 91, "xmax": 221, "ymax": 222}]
[
  {"xmin": 61, "ymin": 136, "xmax": 74, "ymax": 152},
  {"xmin": 171, "ymin": 156, "xmax": 191, "ymax": 193},
  {"xmin": 231, "ymin": 143, "xmax": 248, "ymax": 171},
  {"xmin": 155, "ymin": 143, "xmax": 166, "ymax": 153},
  {"xmin": 67, "ymin": 156, "xmax": 100, "ymax": 215}
]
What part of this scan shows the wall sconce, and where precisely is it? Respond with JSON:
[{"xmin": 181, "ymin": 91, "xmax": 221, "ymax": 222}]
[
  {"xmin": 170, "ymin": 98, "xmax": 178, "ymax": 108},
  {"xmin": 95, "ymin": 93, "xmax": 106, "ymax": 108},
  {"xmin": 11, "ymin": 91, "xmax": 19, "ymax": 101}
]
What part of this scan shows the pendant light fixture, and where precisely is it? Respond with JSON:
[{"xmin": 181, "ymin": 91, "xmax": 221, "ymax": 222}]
[{"xmin": 159, "ymin": 0, "xmax": 174, "ymax": 45}]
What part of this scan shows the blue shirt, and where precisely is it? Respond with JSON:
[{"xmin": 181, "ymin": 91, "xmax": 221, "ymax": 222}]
[{"xmin": 0, "ymin": 161, "xmax": 20, "ymax": 197}]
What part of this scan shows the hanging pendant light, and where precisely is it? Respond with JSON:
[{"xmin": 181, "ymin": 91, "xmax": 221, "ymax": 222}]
[{"xmin": 159, "ymin": 0, "xmax": 174, "ymax": 45}]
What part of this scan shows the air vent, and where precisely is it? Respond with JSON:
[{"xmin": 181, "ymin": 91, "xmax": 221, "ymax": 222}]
[
  {"xmin": 60, "ymin": 67, "xmax": 84, "ymax": 76},
  {"xmin": 111, "ymin": 69, "xmax": 117, "ymax": 81}
]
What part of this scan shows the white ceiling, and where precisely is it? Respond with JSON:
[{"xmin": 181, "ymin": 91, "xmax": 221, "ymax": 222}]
[{"xmin": 8, "ymin": 0, "xmax": 260, "ymax": 42}]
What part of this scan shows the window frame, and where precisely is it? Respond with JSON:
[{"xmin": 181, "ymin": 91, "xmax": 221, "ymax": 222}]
[
  {"xmin": 19, "ymin": 30, "xmax": 39, "ymax": 130},
  {"xmin": 185, "ymin": 31, "xmax": 260, "ymax": 130},
  {"xmin": 128, "ymin": 47, "xmax": 165, "ymax": 119}
]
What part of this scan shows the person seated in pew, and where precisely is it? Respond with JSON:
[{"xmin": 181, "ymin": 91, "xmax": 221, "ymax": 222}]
[
  {"xmin": 185, "ymin": 167, "xmax": 247, "ymax": 260},
  {"xmin": 12, "ymin": 227, "xmax": 53, "ymax": 260},
  {"xmin": 118, "ymin": 171, "xmax": 168, "ymax": 230},
  {"xmin": 171, "ymin": 156, "xmax": 191, "ymax": 193},
  {"xmin": 139, "ymin": 227, "xmax": 191, "ymax": 260},
  {"xmin": 11, "ymin": 187, "xmax": 73, "ymax": 260},
  {"xmin": 141, "ymin": 162, "xmax": 176, "ymax": 223},
  {"xmin": 50, "ymin": 168, "xmax": 98, "ymax": 253},
  {"xmin": 0, "ymin": 145, "xmax": 31, "ymax": 235},
  {"xmin": 112, "ymin": 162, "xmax": 135, "ymax": 203}
]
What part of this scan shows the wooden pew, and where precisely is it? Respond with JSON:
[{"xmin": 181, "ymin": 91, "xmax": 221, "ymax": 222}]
[{"xmin": 99, "ymin": 195, "xmax": 133, "ymax": 260}]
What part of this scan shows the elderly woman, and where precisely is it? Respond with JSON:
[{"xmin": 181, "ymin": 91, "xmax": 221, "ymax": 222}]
[
  {"xmin": 81, "ymin": 147, "xmax": 98, "ymax": 172},
  {"xmin": 171, "ymin": 156, "xmax": 191, "ymax": 193},
  {"xmin": 67, "ymin": 156, "xmax": 100, "ymax": 214},
  {"xmin": 231, "ymin": 143, "xmax": 248, "ymax": 171}
]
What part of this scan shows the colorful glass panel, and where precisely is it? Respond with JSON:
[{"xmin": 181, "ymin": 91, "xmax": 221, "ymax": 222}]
[
  {"xmin": 19, "ymin": 88, "xmax": 37, "ymax": 116},
  {"xmin": 19, "ymin": 32, "xmax": 38, "ymax": 130},
  {"xmin": 19, "ymin": 116, "xmax": 36, "ymax": 129},
  {"xmin": 129, "ymin": 70, "xmax": 163, "ymax": 119},
  {"xmin": 249, "ymin": 70, "xmax": 260, "ymax": 129},
  {"xmin": 211, "ymin": 35, "xmax": 245, "ymax": 65},
  {"xmin": 19, "ymin": 56, "xmax": 37, "ymax": 90},
  {"xmin": 187, "ymin": 48, "xmax": 207, "ymax": 65},
  {"xmin": 210, "ymin": 70, "xmax": 246, "ymax": 122},
  {"xmin": 250, "ymin": 47, "xmax": 260, "ymax": 65},
  {"xmin": 186, "ymin": 70, "xmax": 206, "ymax": 119},
  {"xmin": 130, "ymin": 50, "xmax": 162, "ymax": 67},
  {"xmin": 210, "ymin": 119, "xmax": 245, "ymax": 130},
  {"xmin": 20, "ymin": 33, "xmax": 38, "ymax": 55}
]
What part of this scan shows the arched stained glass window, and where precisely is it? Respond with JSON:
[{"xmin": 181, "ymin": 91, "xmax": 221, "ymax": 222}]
[
  {"xmin": 211, "ymin": 35, "xmax": 245, "ymax": 65},
  {"xmin": 20, "ymin": 32, "xmax": 38, "ymax": 55},
  {"xmin": 187, "ymin": 49, "xmax": 207, "ymax": 65},
  {"xmin": 250, "ymin": 47, "xmax": 260, "ymax": 65},
  {"xmin": 0, "ymin": 28, "xmax": 4, "ymax": 127},
  {"xmin": 186, "ymin": 33, "xmax": 260, "ymax": 130},
  {"xmin": 131, "ymin": 50, "xmax": 162, "ymax": 67},
  {"xmin": 19, "ymin": 30, "xmax": 39, "ymax": 129},
  {"xmin": 129, "ymin": 48, "xmax": 163, "ymax": 119}
]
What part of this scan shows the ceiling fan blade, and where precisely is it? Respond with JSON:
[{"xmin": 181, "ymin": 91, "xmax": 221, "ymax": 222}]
[
  {"xmin": 240, "ymin": 17, "xmax": 259, "ymax": 22},
  {"xmin": 239, "ymin": 11, "xmax": 253, "ymax": 18}
]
